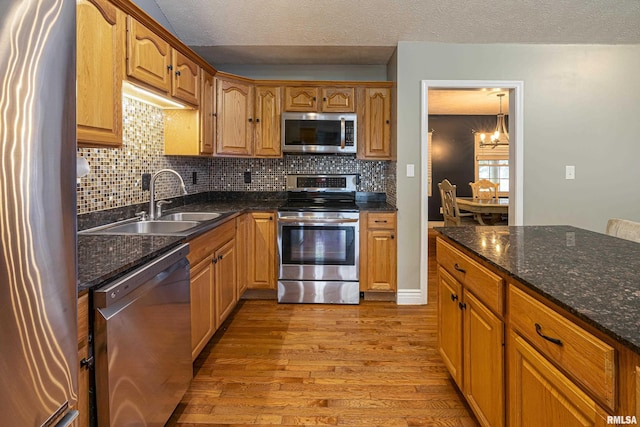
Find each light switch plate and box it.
[406,164,415,177]
[565,165,575,180]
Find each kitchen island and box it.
[435,225,639,427]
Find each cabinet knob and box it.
[323,97,327,101]
[386,120,390,124]
[248,118,253,122]
[256,118,260,123]
[458,302,467,310]
[212,113,217,117]
[175,70,181,76]
[450,294,458,302]
[212,258,218,264]
[167,65,173,71]
[269,216,273,221]
[390,234,394,240]
[313,96,316,101]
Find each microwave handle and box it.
[340,117,346,150]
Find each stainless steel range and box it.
[277,174,360,304]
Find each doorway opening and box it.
[418,80,523,304]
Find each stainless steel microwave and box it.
[281,112,357,154]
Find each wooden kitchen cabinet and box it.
[76,293,90,427]
[216,77,254,156]
[170,49,200,106]
[214,238,237,326]
[359,212,397,292]
[189,257,215,360]
[437,267,463,388]
[187,219,237,359]
[199,70,215,155]
[236,214,248,297]
[284,86,355,112]
[126,16,172,94]
[283,87,319,111]
[358,87,392,159]
[247,212,277,289]
[509,331,608,427]
[436,237,505,427]
[253,86,282,157]
[76,0,124,147]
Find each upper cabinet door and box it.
[199,71,215,155]
[321,87,355,112]
[284,87,319,112]
[216,78,253,156]
[77,0,124,147]
[254,86,282,158]
[171,50,200,107]
[126,16,171,94]
[361,87,392,159]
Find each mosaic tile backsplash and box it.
[77,97,396,215]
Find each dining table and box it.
[456,197,509,225]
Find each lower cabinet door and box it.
[509,331,607,427]
[437,267,463,388]
[190,259,215,360]
[463,291,504,427]
[215,238,237,326]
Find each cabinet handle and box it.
[269,216,273,221]
[256,118,260,123]
[535,323,563,346]
[323,97,327,101]
[80,356,94,370]
[390,234,394,240]
[212,113,217,117]
[175,70,181,76]
[212,258,218,264]
[458,302,467,310]
[218,254,223,260]
[313,96,316,101]
[167,65,173,71]
[453,263,466,273]
[386,120,390,124]
[248,118,253,122]
[374,220,388,223]
[450,294,458,302]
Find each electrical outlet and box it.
[192,171,197,185]
[565,165,575,180]
[244,171,251,184]
[142,173,151,191]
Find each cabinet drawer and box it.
[508,285,616,409]
[436,238,504,315]
[187,219,235,265]
[366,212,396,229]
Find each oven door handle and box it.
[278,217,359,224]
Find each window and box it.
[474,133,509,197]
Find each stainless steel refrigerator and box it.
[0,1,78,426]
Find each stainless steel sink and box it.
[160,212,222,222]
[80,220,201,236]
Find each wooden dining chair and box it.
[438,179,474,226]
[469,179,499,200]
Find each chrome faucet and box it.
[149,169,187,220]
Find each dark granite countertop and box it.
[78,192,396,294]
[436,225,640,353]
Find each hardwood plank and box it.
[167,229,478,426]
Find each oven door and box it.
[278,213,359,281]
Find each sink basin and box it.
[81,220,201,235]
[160,212,222,222]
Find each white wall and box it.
[395,41,640,292]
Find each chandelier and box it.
[479,93,509,148]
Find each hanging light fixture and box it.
[479,93,509,148]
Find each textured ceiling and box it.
[155,0,640,65]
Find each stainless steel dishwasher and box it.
[93,244,191,427]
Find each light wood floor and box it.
[167,230,478,427]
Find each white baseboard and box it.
[396,289,427,305]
